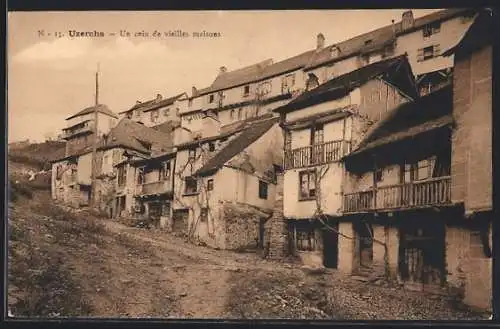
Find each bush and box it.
[9,179,33,202]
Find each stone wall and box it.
[222,202,266,250]
[267,173,289,259]
[451,45,492,211]
[445,222,492,311]
[338,222,355,274]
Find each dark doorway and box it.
[398,217,446,290]
[322,223,339,268]
[353,222,373,271]
[172,209,189,234]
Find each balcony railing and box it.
[343,176,452,213]
[284,140,351,170]
[135,179,172,196]
[62,121,95,140]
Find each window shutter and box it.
[433,44,441,57]
[417,48,424,62]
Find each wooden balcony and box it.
[284,140,351,170]
[62,121,95,140]
[343,176,452,213]
[135,179,172,197]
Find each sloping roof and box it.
[275,54,416,114]
[194,117,278,176]
[66,104,118,120]
[442,9,493,58]
[197,59,274,96]
[119,93,186,114]
[99,118,174,154]
[151,120,181,134]
[258,50,315,81]
[305,8,474,70]
[348,84,453,157]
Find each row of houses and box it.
[49,8,493,311]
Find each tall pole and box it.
[90,63,100,208]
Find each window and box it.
[200,208,208,222]
[295,225,316,251]
[188,99,193,107]
[361,54,370,65]
[150,110,159,123]
[230,109,235,120]
[417,45,440,62]
[164,108,170,117]
[375,168,383,183]
[136,167,144,185]
[330,46,339,58]
[207,179,214,191]
[243,85,250,97]
[118,166,127,186]
[184,176,198,194]
[415,159,431,181]
[423,22,441,38]
[310,124,324,145]
[238,108,243,120]
[208,94,215,103]
[299,170,316,200]
[208,142,215,152]
[258,81,272,96]
[188,148,197,160]
[306,73,319,91]
[258,180,268,199]
[126,112,132,119]
[281,74,296,94]
[161,161,171,179]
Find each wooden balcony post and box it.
[372,154,378,210]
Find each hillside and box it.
[8,140,66,171]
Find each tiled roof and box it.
[197,59,274,96]
[66,104,118,120]
[151,120,181,134]
[275,54,416,114]
[176,113,275,150]
[99,118,174,154]
[442,9,493,57]
[258,50,315,81]
[305,8,474,70]
[119,93,187,114]
[194,117,279,176]
[348,83,453,157]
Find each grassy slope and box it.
[8,141,66,171]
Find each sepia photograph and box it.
[6,7,493,320]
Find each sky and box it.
[7,9,440,143]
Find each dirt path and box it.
[102,220,287,318]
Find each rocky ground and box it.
[8,190,490,320]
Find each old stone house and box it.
[303,9,476,98]
[104,118,175,219]
[342,85,454,287]
[51,103,118,207]
[172,115,283,250]
[62,104,118,157]
[118,92,187,127]
[440,8,493,312]
[273,54,418,268]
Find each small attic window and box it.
[330,46,339,58]
[364,39,373,45]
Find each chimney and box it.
[156,94,162,101]
[316,33,325,50]
[219,66,228,75]
[401,10,414,31]
[136,100,142,105]
[192,86,199,97]
[391,19,396,37]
